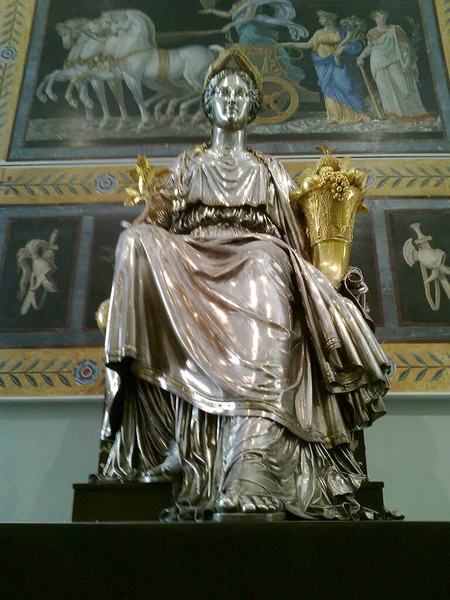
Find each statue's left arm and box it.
[261,154,309,258]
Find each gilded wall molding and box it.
[0,343,449,397]
[0,0,35,160]
[436,0,450,79]
[0,347,105,396]
[1,157,449,204]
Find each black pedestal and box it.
[72,482,174,522]
[3,522,450,600]
[72,480,386,522]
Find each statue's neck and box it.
[211,126,246,152]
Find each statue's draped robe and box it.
[103,148,390,519]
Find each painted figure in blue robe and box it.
[283,10,369,123]
[200,0,308,82]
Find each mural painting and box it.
[386,209,450,326]
[8,0,446,159]
[0,217,81,331]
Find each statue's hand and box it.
[145,202,172,228]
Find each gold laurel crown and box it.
[203,47,263,99]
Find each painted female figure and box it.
[200,0,308,82]
[283,10,368,123]
[100,49,390,521]
[357,10,432,123]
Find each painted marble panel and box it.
[0,217,81,332]
[386,209,450,326]
[350,213,383,327]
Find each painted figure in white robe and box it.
[357,10,432,123]
[100,49,391,521]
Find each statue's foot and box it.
[216,491,283,514]
[142,446,182,481]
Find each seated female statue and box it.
[100,49,390,521]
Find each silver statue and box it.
[99,49,390,521]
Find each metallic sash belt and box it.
[170,203,281,237]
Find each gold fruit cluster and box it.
[313,146,369,202]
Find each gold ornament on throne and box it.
[291,146,370,288]
[124,155,172,225]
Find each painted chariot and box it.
[233,44,318,125]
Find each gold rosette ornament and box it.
[124,155,172,226]
[291,146,371,288]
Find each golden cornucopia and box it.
[291,146,371,288]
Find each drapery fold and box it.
[105,224,388,448]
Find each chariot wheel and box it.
[256,76,298,125]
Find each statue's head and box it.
[202,49,263,129]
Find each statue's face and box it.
[211,73,251,131]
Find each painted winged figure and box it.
[200,0,308,81]
[16,230,59,316]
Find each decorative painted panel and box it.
[83,214,134,330]
[386,209,450,326]
[0,216,81,332]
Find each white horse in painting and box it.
[67,10,224,129]
[36,18,129,131]
[101,10,224,125]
